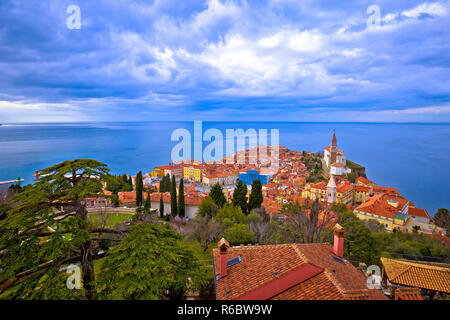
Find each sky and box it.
[0,0,449,123]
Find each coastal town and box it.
[113,131,446,236]
[1,131,449,301]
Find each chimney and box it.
[218,238,230,278]
[333,224,345,258]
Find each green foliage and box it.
[187,215,221,251]
[247,211,262,224]
[331,202,349,215]
[197,196,218,218]
[110,193,120,207]
[0,159,110,299]
[341,219,379,266]
[159,194,164,218]
[346,172,356,183]
[224,223,255,246]
[105,175,132,194]
[373,231,450,261]
[336,209,359,225]
[248,179,263,212]
[0,202,11,221]
[135,171,143,207]
[232,180,248,214]
[160,174,171,193]
[214,204,247,225]
[178,178,185,218]
[209,183,227,208]
[170,176,178,217]
[97,223,200,300]
[8,183,23,194]
[144,192,151,214]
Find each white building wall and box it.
[151,201,199,219]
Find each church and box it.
[323,130,351,176]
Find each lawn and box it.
[184,240,216,268]
[87,212,134,228]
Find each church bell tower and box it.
[330,130,337,165]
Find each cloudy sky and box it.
[0,0,449,122]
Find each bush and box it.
[224,224,255,246]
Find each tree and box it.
[160,174,170,193]
[105,175,131,194]
[105,175,130,207]
[209,183,227,208]
[144,191,151,214]
[342,219,379,265]
[187,215,221,251]
[135,171,143,207]
[159,194,164,218]
[97,223,199,299]
[214,204,247,226]
[224,224,255,246]
[178,178,185,218]
[434,208,450,234]
[248,179,263,212]
[127,176,133,190]
[0,159,126,299]
[280,199,333,244]
[232,180,248,214]
[170,176,178,217]
[247,211,274,244]
[0,203,10,221]
[197,196,218,218]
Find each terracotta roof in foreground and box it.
[394,287,424,300]
[212,243,388,300]
[381,257,450,293]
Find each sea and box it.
[0,122,449,215]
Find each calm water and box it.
[0,122,449,215]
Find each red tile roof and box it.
[356,176,373,185]
[409,207,430,219]
[394,287,424,300]
[337,184,353,193]
[355,194,409,219]
[212,242,387,300]
[373,186,400,196]
[353,185,371,192]
[381,257,450,293]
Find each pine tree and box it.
[170,175,178,217]
[136,171,143,207]
[232,180,248,214]
[178,178,185,218]
[209,183,227,208]
[0,159,111,299]
[160,194,164,218]
[248,179,263,212]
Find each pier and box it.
[0,179,25,185]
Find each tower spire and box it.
[331,129,337,148]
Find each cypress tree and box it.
[248,179,263,212]
[232,180,248,214]
[209,183,227,208]
[159,194,164,218]
[136,171,143,207]
[144,191,151,214]
[128,176,133,190]
[170,175,178,217]
[178,178,185,218]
